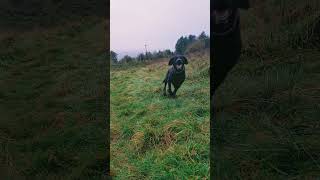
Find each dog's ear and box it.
[182,56,188,64]
[169,57,175,65]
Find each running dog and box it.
[163,55,188,98]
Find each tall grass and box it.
[0,17,108,179]
[213,0,320,178]
[111,51,210,179]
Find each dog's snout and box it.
[176,59,182,65]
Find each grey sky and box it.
[111,0,210,56]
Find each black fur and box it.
[212,0,249,10]
[211,1,250,99]
[163,55,188,98]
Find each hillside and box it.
[110,51,210,179]
[0,16,108,178]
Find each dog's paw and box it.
[167,92,176,98]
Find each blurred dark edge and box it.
[0,0,111,179]
[0,0,107,28]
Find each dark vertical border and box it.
[106,0,111,178]
[209,1,214,179]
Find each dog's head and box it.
[169,55,188,71]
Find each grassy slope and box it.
[111,52,210,179]
[0,17,108,179]
[213,0,320,179]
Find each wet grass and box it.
[110,52,210,179]
[213,46,320,180]
[0,17,108,179]
[212,1,320,178]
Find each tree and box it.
[110,51,118,64]
[198,31,208,40]
[155,50,165,59]
[137,53,145,61]
[175,36,189,54]
[198,31,210,48]
[188,35,197,43]
[163,49,173,57]
[122,55,134,63]
[146,52,152,60]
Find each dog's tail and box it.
[162,78,166,83]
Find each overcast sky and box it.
[111,0,210,56]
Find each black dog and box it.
[163,55,188,97]
[211,0,250,98]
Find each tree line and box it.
[111,31,210,64]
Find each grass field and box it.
[211,1,320,178]
[110,52,210,179]
[0,17,108,179]
[213,48,320,179]
[110,1,320,178]
[0,0,319,179]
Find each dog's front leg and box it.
[167,81,174,96]
[172,85,181,98]
[172,88,178,98]
[163,81,167,96]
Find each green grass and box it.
[0,17,108,179]
[0,0,319,179]
[211,2,320,178]
[110,52,210,179]
[213,48,320,179]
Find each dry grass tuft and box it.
[130,132,145,151]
